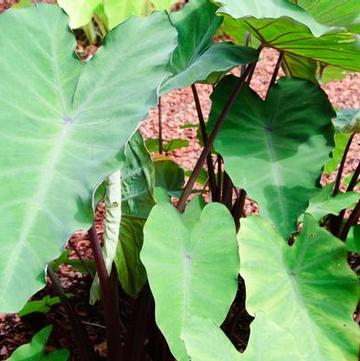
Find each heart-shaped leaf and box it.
[216,0,360,72]
[238,214,360,361]
[208,75,334,238]
[141,198,239,360]
[160,0,259,94]
[0,5,176,312]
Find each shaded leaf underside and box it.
[217,0,360,72]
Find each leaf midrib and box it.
[263,128,289,231]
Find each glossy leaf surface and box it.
[208,76,334,238]
[141,198,238,360]
[287,0,360,31]
[238,215,360,361]
[0,5,176,312]
[161,0,259,94]
[217,0,360,71]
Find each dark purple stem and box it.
[232,189,247,231]
[333,133,354,195]
[88,226,123,361]
[191,84,218,200]
[177,62,257,212]
[158,97,163,154]
[47,266,96,361]
[347,159,360,192]
[339,199,360,241]
[266,52,284,98]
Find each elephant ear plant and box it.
[0,0,360,360]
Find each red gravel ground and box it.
[0,1,359,360]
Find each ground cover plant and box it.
[0,0,359,360]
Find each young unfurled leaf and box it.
[160,0,259,94]
[238,215,359,361]
[0,5,177,313]
[141,198,239,360]
[208,75,334,239]
[8,325,69,361]
[115,132,155,297]
[302,183,360,221]
[217,0,360,72]
[90,169,122,304]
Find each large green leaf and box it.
[208,75,334,238]
[238,215,360,361]
[0,5,176,313]
[115,132,155,296]
[8,325,69,361]
[181,313,301,361]
[287,0,360,31]
[215,0,330,36]
[216,0,360,72]
[160,0,259,94]
[141,198,239,360]
[303,183,360,221]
